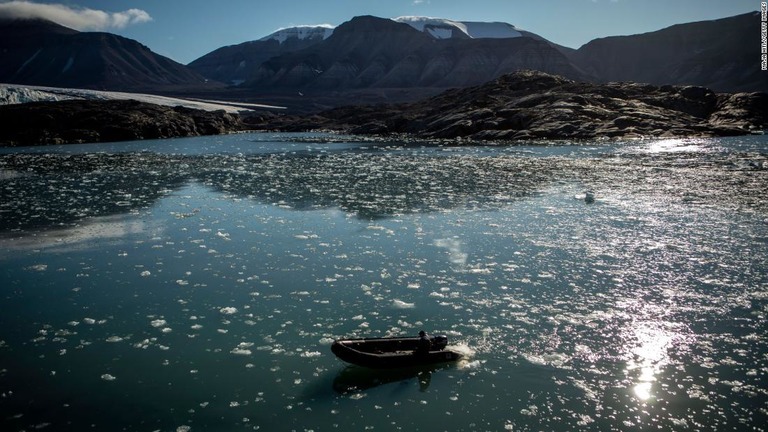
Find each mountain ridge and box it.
[0,12,764,97]
[570,12,764,92]
[242,15,588,90]
[0,17,217,91]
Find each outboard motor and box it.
[432,335,448,350]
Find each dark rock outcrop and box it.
[247,70,768,140]
[0,18,217,91]
[0,99,244,146]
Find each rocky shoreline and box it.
[1,71,766,147]
[246,71,768,141]
[0,99,243,147]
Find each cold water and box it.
[1,133,766,431]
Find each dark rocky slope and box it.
[0,99,243,146]
[188,37,326,86]
[0,18,215,91]
[571,12,766,93]
[248,71,768,140]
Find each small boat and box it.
[330,334,462,369]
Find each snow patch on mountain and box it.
[462,21,523,39]
[260,24,335,44]
[394,16,470,38]
[393,16,523,39]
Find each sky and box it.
[0,0,760,64]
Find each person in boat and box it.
[415,330,431,356]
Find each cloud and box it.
[0,1,152,30]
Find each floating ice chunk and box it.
[520,405,538,416]
[106,336,123,343]
[83,318,96,325]
[100,374,116,381]
[301,351,321,358]
[140,271,151,277]
[151,319,167,328]
[231,347,252,355]
[161,328,172,333]
[190,324,203,330]
[27,264,48,272]
[176,280,189,286]
[133,339,151,349]
[522,352,571,369]
[392,299,415,309]
[219,307,238,315]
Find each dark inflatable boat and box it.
[330,334,462,369]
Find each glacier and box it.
[0,83,284,112]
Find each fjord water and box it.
[1,133,766,431]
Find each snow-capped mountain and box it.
[254,16,533,43]
[259,24,335,44]
[256,17,533,43]
[190,15,572,89]
[244,15,585,91]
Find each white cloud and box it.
[0,1,151,31]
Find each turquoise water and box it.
[1,134,767,431]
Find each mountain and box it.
[571,12,765,93]
[243,15,586,90]
[187,25,333,85]
[188,15,577,89]
[0,18,215,91]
